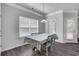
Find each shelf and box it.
[19,27,29,29]
[30,27,38,28]
[19,26,29,27]
[19,26,38,28]
[19,27,38,28]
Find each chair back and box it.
[47,34,58,44]
[52,34,58,39]
[47,35,52,43]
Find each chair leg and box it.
[48,46,52,52]
[45,48,48,56]
[54,39,55,48]
[53,39,55,48]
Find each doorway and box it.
[66,17,77,43]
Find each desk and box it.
[25,33,52,51]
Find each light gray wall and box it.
[46,11,64,43]
[77,19,79,38]
[0,3,1,53]
[2,3,45,51]
[77,11,79,39]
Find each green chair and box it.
[52,34,58,46]
[41,34,58,56]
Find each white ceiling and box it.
[18,3,79,15]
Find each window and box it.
[66,18,74,39]
[67,19,74,33]
[19,16,38,37]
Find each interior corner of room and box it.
[0,3,79,56]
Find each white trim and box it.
[46,10,63,17]
[46,10,78,17]
[55,40,65,43]
[5,3,43,17]
[1,42,29,52]
[64,10,78,13]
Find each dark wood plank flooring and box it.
[1,43,79,56]
[49,43,79,56]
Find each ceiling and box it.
[17,3,79,15]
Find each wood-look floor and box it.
[1,43,79,56]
